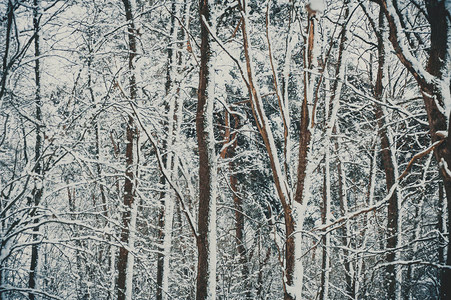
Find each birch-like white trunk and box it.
[160,3,181,295]
[205,44,218,300]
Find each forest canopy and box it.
[0,0,450,299]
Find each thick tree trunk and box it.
[196,0,217,298]
[29,1,42,298]
[117,0,138,299]
[421,4,451,297]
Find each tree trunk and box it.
[421,4,451,297]
[221,111,251,298]
[29,0,42,298]
[373,11,400,300]
[327,3,353,295]
[0,0,14,102]
[157,2,181,298]
[117,0,139,299]
[196,0,218,298]
[438,182,446,265]
[319,168,330,300]
[405,154,431,300]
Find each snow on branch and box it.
[379,0,435,85]
[128,102,199,239]
[313,182,399,233]
[398,139,444,181]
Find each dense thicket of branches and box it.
[0,0,450,299]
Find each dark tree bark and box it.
[373,11,399,300]
[196,0,217,298]
[0,0,14,102]
[117,0,138,299]
[28,0,42,298]
[156,176,166,300]
[420,6,451,297]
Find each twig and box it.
[398,139,444,181]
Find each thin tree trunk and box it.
[86,48,110,297]
[221,111,251,298]
[0,0,14,103]
[373,11,400,300]
[156,2,181,298]
[337,143,354,298]
[320,167,330,300]
[117,0,139,299]
[86,54,108,219]
[67,187,89,299]
[320,74,332,300]
[438,182,446,265]
[29,0,42,298]
[319,4,350,292]
[196,0,217,298]
[327,3,354,295]
[405,154,432,300]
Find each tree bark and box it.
[0,0,14,103]
[28,0,42,298]
[196,0,217,298]
[117,0,138,299]
[373,10,400,300]
[221,111,251,298]
[157,2,180,298]
[319,167,330,300]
